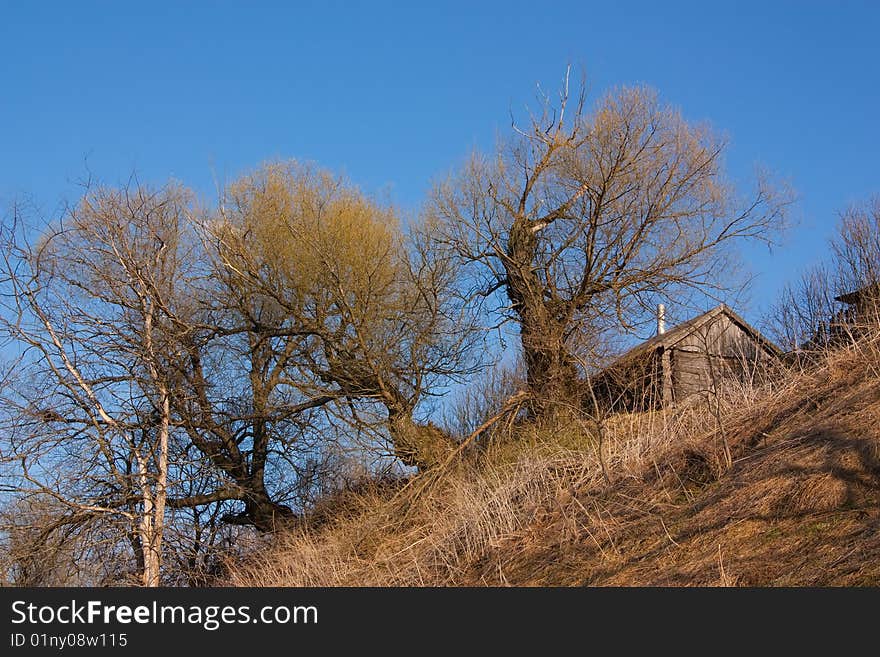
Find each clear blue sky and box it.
[2,1,879,319]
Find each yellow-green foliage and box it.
[224,161,400,303]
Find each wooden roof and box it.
[835,282,880,305]
[603,304,782,370]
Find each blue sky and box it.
[2,1,879,321]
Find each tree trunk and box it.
[149,391,169,586]
[137,302,170,587]
[506,218,581,419]
[387,409,456,471]
[518,312,581,418]
[134,453,160,587]
[133,390,168,588]
[222,492,297,532]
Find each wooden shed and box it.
[800,282,880,351]
[832,282,880,335]
[834,282,880,316]
[589,304,782,412]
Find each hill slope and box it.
[229,343,880,586]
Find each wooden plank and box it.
[661,347,673,406]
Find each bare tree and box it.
[833,197,880,296]
[767,265,837,353]
[430,73,790,418]
[0,180,351,584]
[0,184,195,585]
[768,196,880,353]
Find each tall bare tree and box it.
[0,184,195,585]
[430,74,790,417]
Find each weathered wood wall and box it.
[669,313,775,402]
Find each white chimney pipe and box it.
[657,303,666,335]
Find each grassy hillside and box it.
[227,340,880,586]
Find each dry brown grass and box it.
[227,337,880,587]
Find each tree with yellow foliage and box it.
[205,162,479,472]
